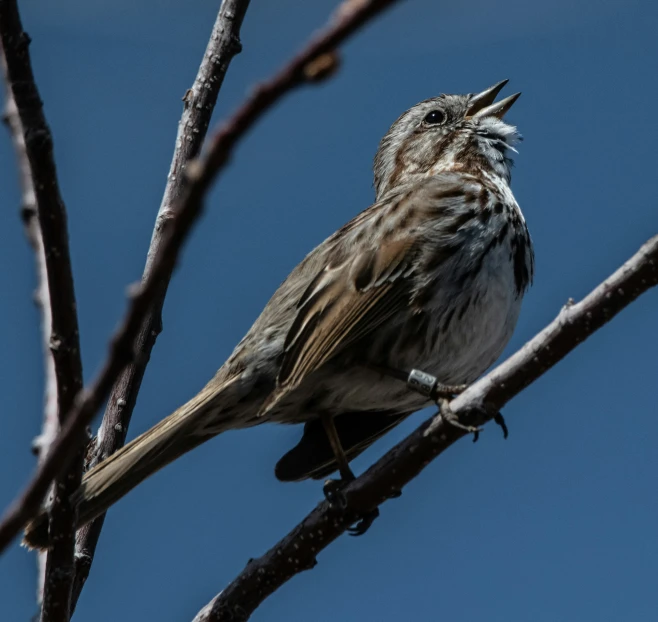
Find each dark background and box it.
[1,0,657,620]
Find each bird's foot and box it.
[426,398,509,441]
[347,507,380,536]
[322,477,380,537]
[323,477,350,510]
[436,397,483,442]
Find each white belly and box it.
[277,243,523,419]
[426,243,522,385]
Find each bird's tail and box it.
[24,377,237,550]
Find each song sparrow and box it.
[25,80,533,547]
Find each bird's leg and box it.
[365,363,466,400]
[405,368,467,401]
[367,364,482,438]
[321,413,355,482]
[320,413,380,536]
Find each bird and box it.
[24,79,533,548]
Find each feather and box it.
[259,235,418,416]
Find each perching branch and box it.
[0,0,84,619]
[192,234,658,622]
[1,50,57,609]
[0,0,401,556]
[70,0,251,609]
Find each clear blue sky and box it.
[1,0,657,620]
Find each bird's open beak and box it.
[466,80,521,119]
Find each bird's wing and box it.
[277,234,418,386]
[258,175,477,416]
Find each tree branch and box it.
[0,0,401,556]
[0,0,84,619]
[1,49,57,609]
[192,234,658,622]
[70,0,251,609]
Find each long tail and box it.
[24,378,236,549]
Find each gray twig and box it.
[70,0,251,610]
[0,0,84,620]
[1,48,57,610]
[0,0,400,556]
[192,234,658,622]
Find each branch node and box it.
[229,34,243,56]
[48,334,62,353]
[156,209,176,229]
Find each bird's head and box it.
[374,80,521,198]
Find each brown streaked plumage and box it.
[24,80,533,548]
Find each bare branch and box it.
[70,0,251,608]
[193,234,658,622]
[1,50,57,609]
[0,0,401,556]
[0,0,84,618]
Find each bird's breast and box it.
[387,210,525,385]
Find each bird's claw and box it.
[347,508,380,536]
[437,398,482,441]
[323,478,380,536]
[493,411,509,439]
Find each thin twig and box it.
[1,54,57,609]
[70,0,251,609]
[192,234,658,622]
[0,0,400,556]
[0,0,84,619]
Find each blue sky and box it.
[1,0,657,620]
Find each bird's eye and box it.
[423,110,446,125]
